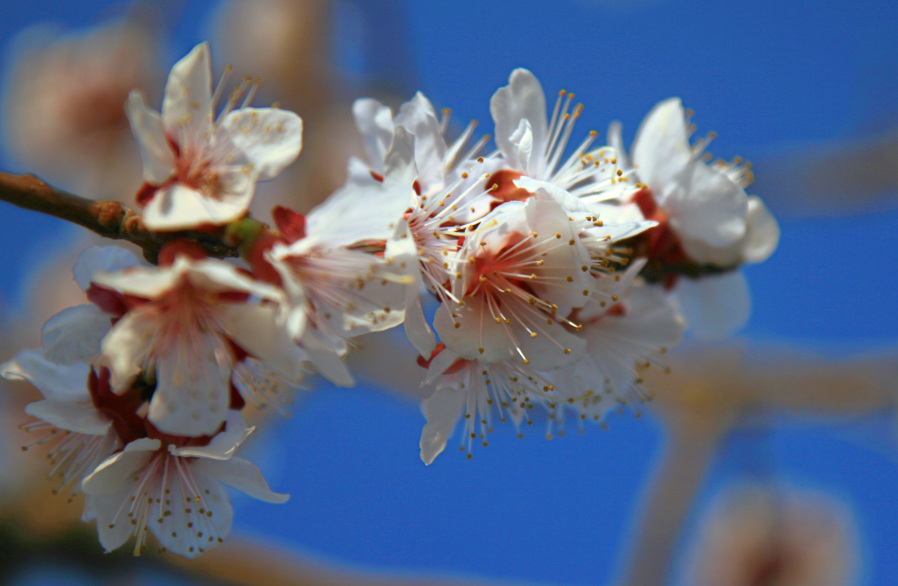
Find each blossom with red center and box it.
[434,197,592,368]
[264,177,417,386]
[82,410,287,558]
[90,242,303,437]
[126,42,303,230]
[490,69,633,204]
[417,344,552,464]
[610,98,780,337]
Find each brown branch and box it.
[0,171,239,263]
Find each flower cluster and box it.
[2,44,779,558]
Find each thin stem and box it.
[0,171,239,263]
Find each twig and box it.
[0,171,239,263]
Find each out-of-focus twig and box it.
[0,171,238,262]
[618,342,896,586]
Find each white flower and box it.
[489,69,632,204]
[351,92,491,197]
[1,353,118,502]
[126,42,303,230]
[417,345,550,464]
[92,243,303,436]
[612,98,780,337]
[81,412,288,558]
[266,189,416,386]
[686,485,858,586]
[434,198,592,368]
[550,274,685,433]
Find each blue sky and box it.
[0,1,896,584]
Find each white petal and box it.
[73,246,141,292]
[185,258,282,300]
[387,220,435,357]
[151,464,233,558]
[215,303,304,382]
[491,68,547,172]
[383,124,418,188]
[92,263,180,299]
[352,98,394,171]
[395,92,446,190]
[1,350,90,401]
[26,400,110,436]
[98,311,155,391]
[170,412,252,461]
[631,98,692,191]
[676,271,751,339]
[191,456,289,504]
[299,329,355,387]
[82,439,160,496]
[41,304,111,365]
[514,175,588,212]
[161,43,213,149]
[147,332,231,437]
[219,108,303,181]
[668,162,749,251]
[420,386,465,465]
[509,119,534,174]
[741,196,780,264]
[141,180,253,230]
[125,91,176,185]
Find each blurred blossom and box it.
[210,0,332,115]
[685,485,859,586]
[2,19,161,200]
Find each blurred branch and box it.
[617,342,896,585]
[0,170,239,262]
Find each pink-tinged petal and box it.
[161,42,213,151]
[491,68,547,171]
[150,464,233,558]
[170,412,252,460]
[352,98,394,172]
[676,271,750,339]
[215,303,304,382]
[607,121,631,171]
[741,196,780,264]
[141,180,253,230]
[81,439,160,496]
[73,246,141,292]
[125,91,175,185]
[191,456,289,504]
[395,92,446,189]
[420,386,465,465]
[668,162,749,252]
[1,350,89,401]
[41,304,111,365]
[99,311,156,392]
[25,400,110,436]
[219,108,303,181]
[631,98,692,190]
[148,332,231,437]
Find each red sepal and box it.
[272,205,307,243]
